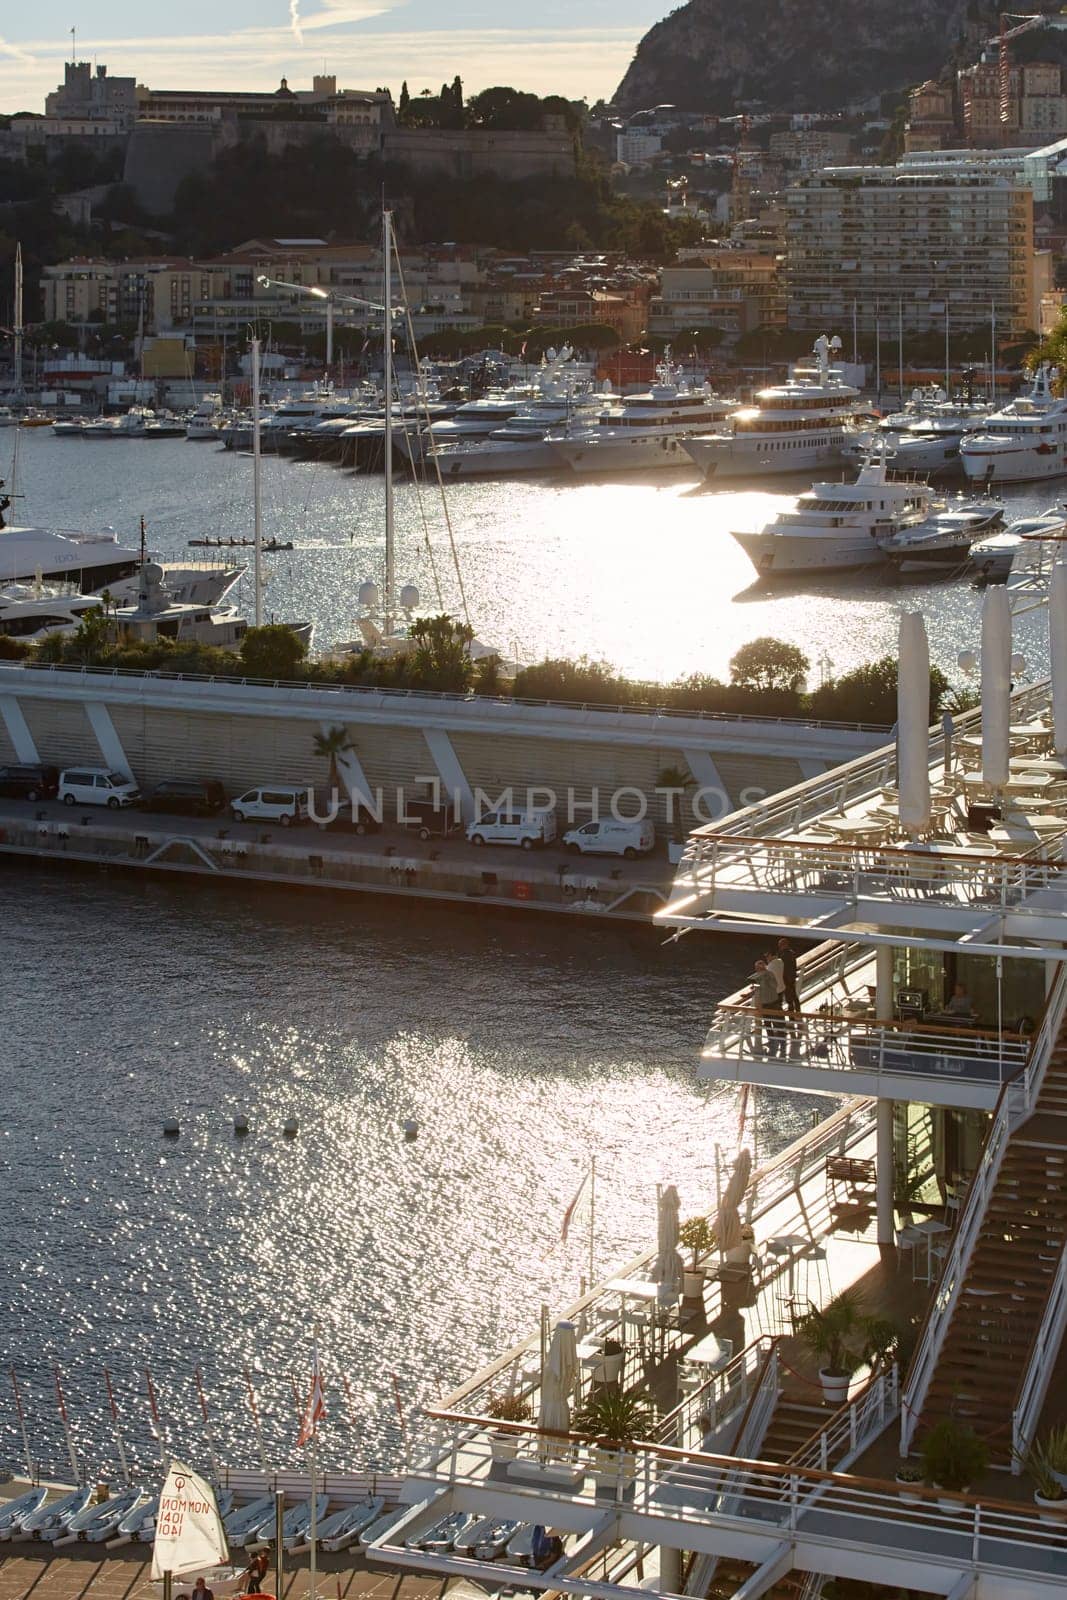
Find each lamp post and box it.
[256,275,393,377]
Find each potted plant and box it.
[795,1289,871,1405]
[1038,1423,1067,1491]
[894,1462,924,1506]
[485,1393,532,1461]
[920,1418,989,1513]
[573,1388,653,1497]
[679,1215,714,1298]
[597,1337,624,1385]
[1021,1434,1067,1521]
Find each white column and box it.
[0,695,39,763]
[85,701,131,776]
[658,1545,682,1593]
[875,946,895,1246]
[422,727,474,821]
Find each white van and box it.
[59,768,140,808]
[467,806,556,850]
[562,819,655,858]
[230,786,308,827]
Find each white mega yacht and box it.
[549,357,735,474]
[428,385,616,477]
[0,525,143,590]
[683,335,867,480]
[960,365,1067,484]
[733,452,936,576]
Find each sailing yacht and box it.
[960,365,1067,484]
[683,335,866,480]
[549,356,735,474]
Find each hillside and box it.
[614,0,1004,113]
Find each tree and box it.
[729,636,810,693]
[398,81,410,122]
[312,724,353,790]
[407,613,475,693]
[239,623,308,681]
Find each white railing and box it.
[1012,1243,1067,1470]
[704,1004,1031,1094]
[790,1366,899,1474]
[683,833,1065,920]
[653,1336,774,1452]
[901,963,1067,1453]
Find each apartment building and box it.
[532,284,649,342]
[648,250,784,338]
[903,80,956,153]
[958,59,1067,148]
[767,128,853,172]
[784,164,1050,336]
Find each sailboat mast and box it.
[383,209,394,637]
[252,337,263,627]
[13,243,23,394]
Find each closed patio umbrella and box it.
[897,611,931,837]
[653,1183,683,1300]
[1051,560,1067,756]
[981,584,1012,790]
[538,1320,578,1440]
[720,1147,753,1215]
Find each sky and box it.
[0,0,668,112]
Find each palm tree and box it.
[312,725,353,792]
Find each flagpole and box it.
[309,1429,318,1600]
[588,1155,596,1287]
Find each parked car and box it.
[467,807,556,850]
[140,779,227,817]
[562,819,655,858]
[58,768,140,808]
[0,763,59,801]
[230,786,308,827]
[316,802,381,836]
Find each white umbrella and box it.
[981,584,1012,790]
[1051,560,1067,756]
[721,1147,753,1214]
[538,1320,578,1438]
[653,1184,683,1298]
[897,611,931,837]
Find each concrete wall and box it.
[384,128,575,181]
[123,123,217,213]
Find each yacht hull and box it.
[551,434,701,473]
[734,528,886,576]
[961,444,1067,484]
[431,440,561,477]
[685,434,852,479]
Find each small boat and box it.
[222,1494,277,1547]
[359,1506,408,1548]
[505,1524,540,1564]
[134,1487,231,1545]
[48,1484,145,1543]
[252,1495,329,1550]
[13,1484,93,1540]
[106,1493,158,1545]
[84,1489,152,1542]
[968,510,1067,584]
[262,540,294,552]
[454,1516,521,1558]
[0,1488,47,1538]
[406,1510,477,1553]
[148,1567,247,1597]
[293,1495,383,1554]
[880,500,1005,572]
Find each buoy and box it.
[402,1119,419,1142]
[162,1119,180,1139]
[234,1115,249,1137]
[283,1117,299,1138]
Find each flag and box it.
[297,1344,327,1447]
[560,1167,591,1244]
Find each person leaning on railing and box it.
[749,960,786,1058]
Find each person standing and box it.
[777,937,801,1019]
[750,958,785,1057]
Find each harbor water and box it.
[0,429,1058,1481]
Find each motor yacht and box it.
[880,499,1005,572]
[733,451,937,576]
[847,398,995,479]
[78,406,186,440]
[683,335,866,480]
[550,356,735,474]
[0,524,143,590]
[429,385,616,477]
[186,393,228,441]
[960,365,1067,484]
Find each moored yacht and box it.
[549,356,735,474]
[733,452,935,576]
[429,385,616,477]
[186,394,228,441]
[683,334,866,480]
[0,524,142,590]
[960,364,1067,484]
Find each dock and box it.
[0,800,675,924]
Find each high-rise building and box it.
[784,164,1050,336]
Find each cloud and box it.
[290,1,304,45]
[0,34,36,67]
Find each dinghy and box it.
[473,1519,522,1560]
[14,1485,93,1540]
[222,1495,275,1546]
[150,1459,234,1596]
[0,1488,47,1538]
[295,1495,383,1554]
[359,1506,408,1548]
[407,1510,477,1553]
[84,1490,152,1542]
[106,1494,159,1545]
[49,1485,144,1544]
[272,1495,330,1550]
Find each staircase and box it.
[914,1034,1067,1465]
[758,1400,828,1464]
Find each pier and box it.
[0,799,675,923]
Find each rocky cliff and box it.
[614,0,991,113]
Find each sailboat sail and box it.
[151,1460,228,1579]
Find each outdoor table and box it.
[990,816,1066,846]
[605,1278,659,1300]
[910,1217,952,1284]
[1010,756,1067,777]
[766,1234,810,1299]
[683,1333,734,1372]
[963,771,1057,794]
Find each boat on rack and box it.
[10,1485,94,1541]
[959,364,1067,484]
[683,335,866,480]
[292,1495,383,1554]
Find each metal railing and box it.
[789,1365,899,1474]
[653,1337,775,1452]
[5,662,890,734]
[900,962,1067,1453]
[684,832,1065,915]
[703,1004,1031,1092]
[1012,1243,1067,1471]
